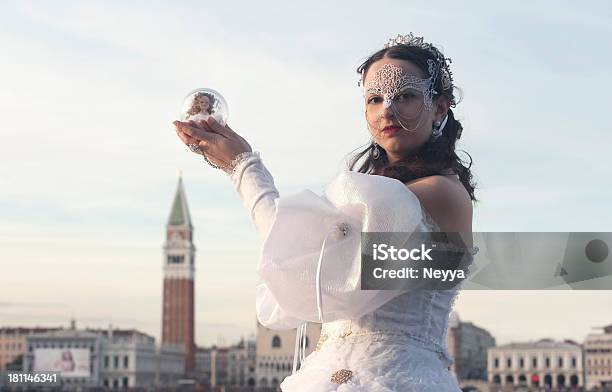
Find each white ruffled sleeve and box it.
[229,153,425,330]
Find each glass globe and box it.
[179,88,229,127]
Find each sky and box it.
[1,0,611,347]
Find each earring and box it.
[432,119,442,139]
[432,114,449,140]
[372,142,381,160]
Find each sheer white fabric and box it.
[229,153,473,391]
[231,153,424,327]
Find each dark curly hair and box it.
[348,44,477,202]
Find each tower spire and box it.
[167,175,193,228]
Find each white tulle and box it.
[229,153,470,391]
[258,173,425,326]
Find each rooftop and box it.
[493,339,581,351]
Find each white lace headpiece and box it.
[384,33,454,92]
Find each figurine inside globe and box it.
[179,88,228,126]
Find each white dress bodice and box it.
[319,204,459,363]
[279,205,474,391]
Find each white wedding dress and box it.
[229,152,478,391]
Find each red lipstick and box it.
[382,125,401,135]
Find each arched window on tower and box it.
[167,255,185,264]
[272,335,281,348]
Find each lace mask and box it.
[363,60,438,113]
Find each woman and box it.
[184,91,221,124]
[174,33,478,391]
[54,350,75,372]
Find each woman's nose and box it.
[381,103,396,120]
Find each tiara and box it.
[383,33,454,94]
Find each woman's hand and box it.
[174,116,252,171]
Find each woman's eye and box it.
[367,96,382,104]
[397,93,415,101]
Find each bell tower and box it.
[162,174,196,374]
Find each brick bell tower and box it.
[162,174,196,374]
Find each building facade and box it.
[17,322,184,389]
[447,312,496,381]
[488,339,583,389]
[195,338,256,390]
[195,346,214,386]
[255,321,321,390]
[0,327,61,371]
[584,324,612,390]
[196,346,228,387]
[162,175,196,374]
[228,338,256,388]
[95,326,160,389]
[22,327,102,389]
[156,342,186,388]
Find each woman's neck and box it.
[386,151,404,165]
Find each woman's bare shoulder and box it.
[404,174,473,234]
